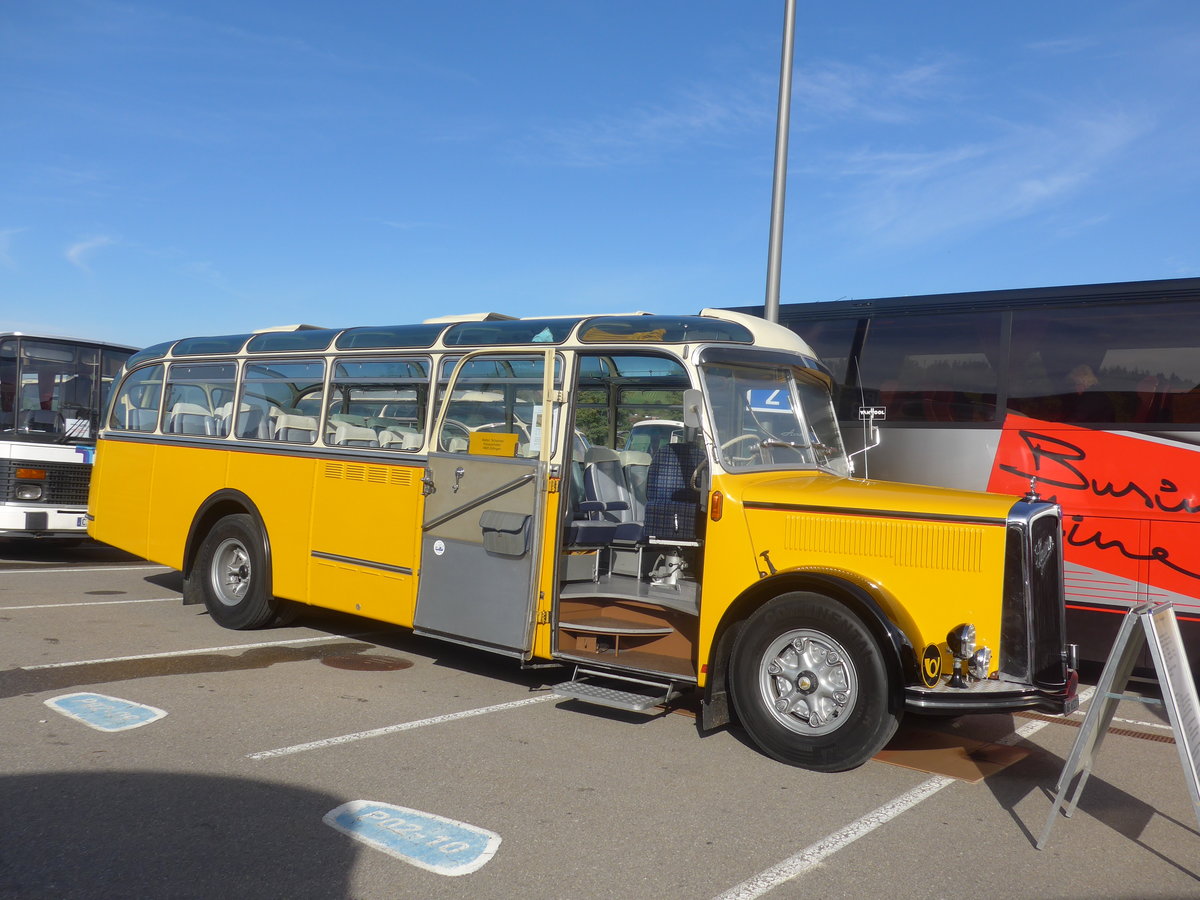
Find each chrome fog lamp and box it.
[969,646,992,681]
[946,623,976,689]
[16,484,43,501]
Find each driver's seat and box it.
[644,442,705,542]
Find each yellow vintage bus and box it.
[88,310,1077,770]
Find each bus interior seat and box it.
[167,412,218,436]
[125,407,159,431]
[331,422,380,447]
[378,428,423,451]
[273,413,318,443]
[644,442,705,543]
[234,407,271,439]
[583,446,642,544]
[618,449,652,519]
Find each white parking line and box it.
[20,634,357,670]
[0,565,170,575]
[247,694,560,760]
[2,597,178,611]
[713,687,1097,900]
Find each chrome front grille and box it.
[999,500,1068,688]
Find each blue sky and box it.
[3,1,1199,349]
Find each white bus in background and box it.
[1,333,135,540]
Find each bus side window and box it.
[109,364,164,433]
[1012,303,1200,426]
[162,362,235,436]
[326,357,430,452]
[856,313,1002,424]
[238,360,325,443]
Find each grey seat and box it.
[582,446,642,545]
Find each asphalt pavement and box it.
[1,540,1197,899]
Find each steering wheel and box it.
[719,433,764,466]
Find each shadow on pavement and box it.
[0,771,359,898]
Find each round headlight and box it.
[947,623,976,659]
[969,647,993,680]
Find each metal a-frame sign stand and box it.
[1038,600,1200,849]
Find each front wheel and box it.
[730,592,899,771]
[192,514,280,630]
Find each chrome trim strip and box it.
[310,551,413,575]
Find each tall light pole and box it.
[764,0,797,323]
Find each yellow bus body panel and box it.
[308,458,425,626]
[698,471,1015,680]
[147,444,232,571]
[88,438,157,559]
[93,437,428,625]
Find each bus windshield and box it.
[0,337,128,444]
[701,362,848,475]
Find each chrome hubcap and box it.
[757,629,857,735]
[211,538,251,607]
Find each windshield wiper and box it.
[759,437,838,460]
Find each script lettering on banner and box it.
[987,414,1200,604]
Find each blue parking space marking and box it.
[323,801,501,876]
[44,692,168,732]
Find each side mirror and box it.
[682,389,704,443]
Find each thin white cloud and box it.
[65,235,117,271]
[0,228,24,268]
[829,109,1152,246]
[514,55,957,169]
[1025,36,1101,55]
[514,81,772,168]
[794,57,958,125]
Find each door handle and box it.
[452,466,466,493]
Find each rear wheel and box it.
[193,514,279,630]
[730,592,899,771]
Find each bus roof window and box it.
[442,318,578,346]
[579,316,754,344]
[124,341,174,368]
[246,329,340,354]
[336,324,445,350]
[173,335,251,357]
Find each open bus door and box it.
[413,350,558,656]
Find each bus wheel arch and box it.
[704,574,914,770]
[181,492,287,629]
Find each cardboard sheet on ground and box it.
[873,723,1028,782]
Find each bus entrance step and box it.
[553,669,680,713]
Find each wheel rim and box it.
[756,628,858,736]
[210,537,252,607]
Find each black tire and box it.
[730,592,900,772]
[192,514,279,630]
